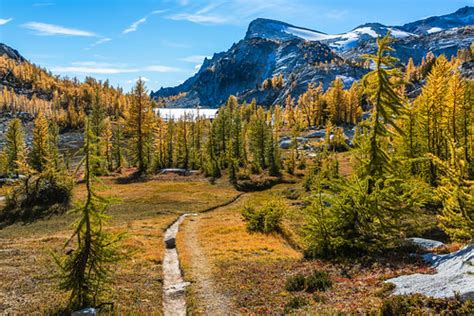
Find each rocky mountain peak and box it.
[245,18,328,42]
[402,5,474,34]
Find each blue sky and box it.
[0,0,471,92]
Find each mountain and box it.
[152,7,473,108]
[402,6,474,35]
[0,43,25,62]
[153,36,364,108]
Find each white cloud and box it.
[122,10,167,34]
[50,62,183,75]
[22,22,96,36]
[180,55,210,63]
[123,17,147,34]
[0,18,13,26]
[71,61,125,67]
[144,65,183,73]
[50,66,138,74]
[86,37,112,50]
[168,12,230,24]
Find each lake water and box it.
[154,108,218,120]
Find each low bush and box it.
[285,270,332,293]
[304,270,332,293]
[241,199,284,233]
[284,296,308,313]
[379,294,474,315]
[285,273,306,292]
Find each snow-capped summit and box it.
[244,18,416,52]
[245,18,330,42]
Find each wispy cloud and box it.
[86,37,112,50]
[179,55,210,63]
[168,12,229,24]
[0,18,13,26]
[122,10,167,34]
[144,65,184,73]
[50,62,183,75]
[51,66,137,74]
[22,22,96,36]
[165,0,341,27]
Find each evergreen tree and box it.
[112,118,125,171]
[362,32,405,191]
[127,78,154,174]
[30,111,50,172]
[325,78,346,125]
[431,143,473,241]
[248,107,269,172]
[404,57,416,83]
[55,117,122,309]
[101,117,113,172]
[5,118,27,177]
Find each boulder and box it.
[407,237,445,251]
[165,237,176,249]
[72,308,96,316]
[387,244,474,300]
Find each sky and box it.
[0,0,472,92]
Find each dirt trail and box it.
[181,214,235,315]
[162,214,191,316]
[162,194,243,315]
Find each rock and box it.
[71,308,96,316]
[407,237,445,250]
[387,244,474,300]
[165,237,176,249]
[306,130,326,138]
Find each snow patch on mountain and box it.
[427,27,443,34]
[388,28,415,38]
[285,27,336,41]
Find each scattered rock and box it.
[71,308,96,316]
[407,237,445,251]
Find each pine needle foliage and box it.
[361,32,405,187]
[55,117,123,310]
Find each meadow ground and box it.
[177,182,433,314]
[0,175,238,314]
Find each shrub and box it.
[304,270,332,293]
[241,199,284,233]
[285,270,332,293]
[285,273,306,292]
[303,175,431,258]
[284,296,308,313]
[379,294,474,315]
[1,169,73,224]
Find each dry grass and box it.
[0,176,238,314]
[176,183,430,314]
[177,185,302,314]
